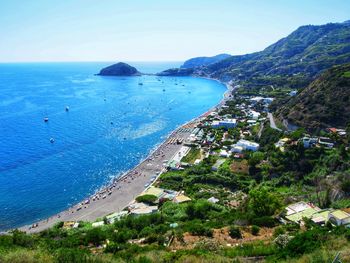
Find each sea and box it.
[0,62,226,231]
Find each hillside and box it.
[180,54,231,69]
[277,63,350,130]
[97,62,140,76]
[158,21,350,88]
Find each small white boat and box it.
[44,117,49,122]
[65,106,69,112]
[50,138,55,143]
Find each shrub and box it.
[85,227,106,246]
[229,226,242,239]
[111,229,134,243]
[280,228,328,257]
[186,220,213,237]
[186,200,220,220]
[135,195,158,205]
[11,230,35,248]
[0,235,13,248]
[251,216,277,227]
[274,234,292,249]
[55,248,90,263]
[251,225,260,236]
[273,226,285,237]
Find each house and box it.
[143,186,165,199]
[318,137,334,148]
[129,202,158,216]
[231,145,244,153]
[328,210,350,226]
[302,137,318,148]
[327,128,347,137]
[106,211,128,224]
[275,138,290,152]
[249,97,274,105]
[173,194,191,204]
[92,221,105,227]
[284,201,322,225]
[290,90,298,96]
[212,159,226,171]
[311,210,331,225]
[63,221,79,229]
[249,110,261,120]
[208,197,219,204]
[235,139,259,151]
[247,120,257,125]
[167,160,183,170]
[219,149,231,158]
[211,119,237,129]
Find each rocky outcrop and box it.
[97,62,140,76]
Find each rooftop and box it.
[330,210,350,220]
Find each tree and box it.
[229,226,242,239]
[135,194,158,205]
[248,186,282,217]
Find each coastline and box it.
[17,78,233,234]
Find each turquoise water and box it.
[0,62,226,230]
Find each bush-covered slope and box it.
[277,63,350,129]
[180,54,231,69]
[202,21,350,84]
[158,21,350,88]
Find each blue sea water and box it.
[0,62,226,230]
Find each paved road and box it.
[267,112,282,131]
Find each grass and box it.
[181,147,201,164]
[343,71,350,78]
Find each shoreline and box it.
[16,77,233,234]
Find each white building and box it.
[302,137,318,148]
[328,210,350,226]
[249,110,261,120]
[219,149,231,158]
[231,145,244,153]
[235,139,259,151]
[290,90,298,96]
[211,119,237,129]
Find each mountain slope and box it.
[158,21,350,87]
[277,63,350,130]
[202,21,350,84]
[180,54,231,69]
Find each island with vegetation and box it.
[1,21,350,263]
[97,62,141,76]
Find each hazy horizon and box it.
[1,0,349,62]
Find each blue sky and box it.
[0,0,349,62]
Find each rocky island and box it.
[97,62,140,76]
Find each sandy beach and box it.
[18,80,233,234]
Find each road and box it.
[267,112,282,131]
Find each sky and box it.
[0,0,349,62]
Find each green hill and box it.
[158,21,350,88]
[180,54,231,69]
[277,63,350,130]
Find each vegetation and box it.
[135,195,158,205]
[2,20,350,263]
[277,63,350,130]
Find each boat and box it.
[65,106,69,112]
[138,82,143,86]
[44,117,49,122]
[50,138,55,143]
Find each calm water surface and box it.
[0,62,226,230]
